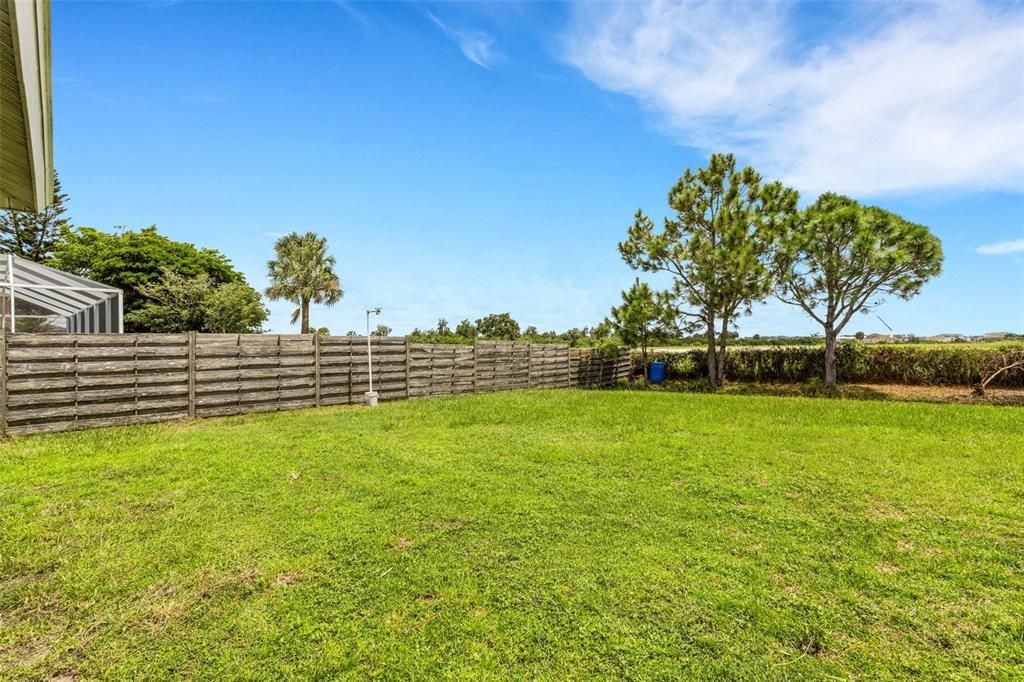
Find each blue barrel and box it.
[648,361,666,384]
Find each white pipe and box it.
[7,254,15,333]
[366,310,373,393]
[365,307,381,395]
[1,283,120,293]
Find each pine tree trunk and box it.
[824,327,838,388]
[706,315,718,388]
[301,299,310,334]
[716,317,729,385]
[641,327,649,380]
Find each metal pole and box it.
[116,291,124,333]
[365,307,381,403]
[366,310,373,394]
[7,254,15,333]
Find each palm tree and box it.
[265,232,343,333]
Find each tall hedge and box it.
[652,344,1024,388]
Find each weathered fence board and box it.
[0,333,630,436]
[3,333,192,435]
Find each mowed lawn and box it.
[1,391,1022,680]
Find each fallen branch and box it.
[974,349,1024,396]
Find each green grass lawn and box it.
[2,391,1022,680]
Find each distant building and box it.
[863,333,911,344]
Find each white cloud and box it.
[977,238,1024,255]
[427,12,499,68]
[564,0,1024,196]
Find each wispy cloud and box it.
[564,0,1024,196]
[427,12,499,68]
[977,238,1024,256]
[331,0,371,26]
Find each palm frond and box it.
[265,231,344,327]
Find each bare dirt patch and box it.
[868,501,907,521]
[270,572,299,588]
[849,383,1024,405]
[8,641,48,667]
[707,381,1024,405]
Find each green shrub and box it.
[651,344,1024,387]
[801,377,837,397]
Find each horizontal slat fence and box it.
[0,334,629,436]
[3,334,190,435]
[572,347,633,388]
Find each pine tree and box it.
[610,278,675,378]
[619,154,798,387]
[0,171,70,261]
[775,194,942,387]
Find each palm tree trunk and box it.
[301,298,310,334]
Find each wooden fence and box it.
[0,334,631,436]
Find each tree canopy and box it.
[775,193,943,386]
[609,278,675,377]
[49,225,254,332]
[475,313,521,340]
[620,153,798,387]
[455,319,477,339]
[265,232,343,334]
[0,171,70,262]
[127,269,267,334]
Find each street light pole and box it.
[365,307,381,404]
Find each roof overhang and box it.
[0,0,52,213]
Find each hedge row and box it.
[650,344,1024,387]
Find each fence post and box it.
[405,337,411,399]
[276,334,282,410]
[527,342,532,388]
[314,333,321,407]
[187,331,196,418]
[133,334,139,418]
[72,336,80,427]
[472,339,478,393]
[347,337,353,404]
[566,346,573,388]
[0,329,7,437]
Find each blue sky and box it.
[55,1,1023,336]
